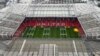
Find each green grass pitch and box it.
[22,26,80,38]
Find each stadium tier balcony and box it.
[82,20,100,29]
[92,12,100,21]
[10,4,29,15]
[78,15,95,23]
[78,13,100,37]
[86,27,100,36]
[0,26,14,30]
[0,26,14,39]
[31,0,87,4]
[0,12,25,39]
[25,4,75,17]
[8,3,97,17]
[75,4,96,16]
[7,14,24,23]
[87,27,100,32]
[0,20,19,29]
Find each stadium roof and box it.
[1,3,100,17]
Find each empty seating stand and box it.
[0,12,25,40]
[78,13,100,37]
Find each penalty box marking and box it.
[19,39,26,55]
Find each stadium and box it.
[0,0,100,56]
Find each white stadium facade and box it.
[0,0,100,56]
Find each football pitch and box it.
[22,26,80,38]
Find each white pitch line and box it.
[54,44,56,56]
[19,39,26,55]
[73,40,78,56]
